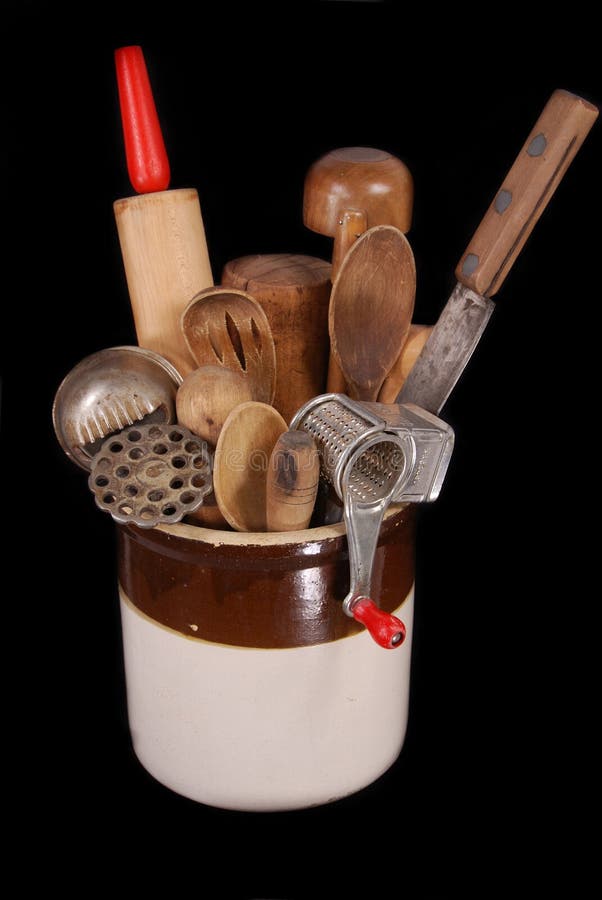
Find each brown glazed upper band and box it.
[117,504,416,649]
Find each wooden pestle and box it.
[221,253,332,423]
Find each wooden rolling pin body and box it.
[221,253,332,424]
[114,187,213,377]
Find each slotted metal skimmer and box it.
[290,394,454,643]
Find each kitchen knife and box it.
[396,89,598,414]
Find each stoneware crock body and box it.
[117,504,415,811]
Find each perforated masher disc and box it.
[88,423,212,527]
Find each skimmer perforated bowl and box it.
[88,422,212,528]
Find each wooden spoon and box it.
[181,287,276,405]
[329,224,416,402]
[213,401,287,532]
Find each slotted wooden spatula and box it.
[181,287,276,405]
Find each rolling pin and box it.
[221,253,332,424]
[113,45,213,377]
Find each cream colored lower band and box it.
[119,587,414,811]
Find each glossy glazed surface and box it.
[117,505,415,648]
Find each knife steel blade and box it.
[397,89,599,415]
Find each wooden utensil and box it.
[213,402,287,532]
[176,364,252,531]
[113,46,213,377]
[181,287,276,405]
[303,147,414,392]
[377,324,433,403]
[329,225,416,402]
[266,431,320,532]
[176,365,253,446]
[221,254,332,423]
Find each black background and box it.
[3,1,600,895]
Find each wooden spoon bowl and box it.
[329,224,416,402]
[303,146,414,393]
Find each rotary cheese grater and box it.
[290,394,454,647]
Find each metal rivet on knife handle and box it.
[455,89,599,298]
[494,189,512,214]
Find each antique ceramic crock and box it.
[116,503,415,811]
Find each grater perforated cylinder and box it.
[291,396,408,502]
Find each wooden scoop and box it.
[266,431,320,532]
[213,401,287,532]
[329,225,416,402]
[176,365,253,446]
[181,287,276,405]
[176,365,253,529]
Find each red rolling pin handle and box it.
[115,45,171,194]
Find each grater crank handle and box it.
[352,599,406,649]
[342,492,406,650]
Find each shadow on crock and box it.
[117,504,415,811]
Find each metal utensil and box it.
[88,422,212,527]
[397,88,599,415]
[52,346,182,471]
[290,394,454,647]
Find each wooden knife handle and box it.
[456,89,598,297]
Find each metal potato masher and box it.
[290,394,454,648]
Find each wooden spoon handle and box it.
[377,324,433,403]
[326,210,368,394]
[456,89,598,298]
[266,431,320,532]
